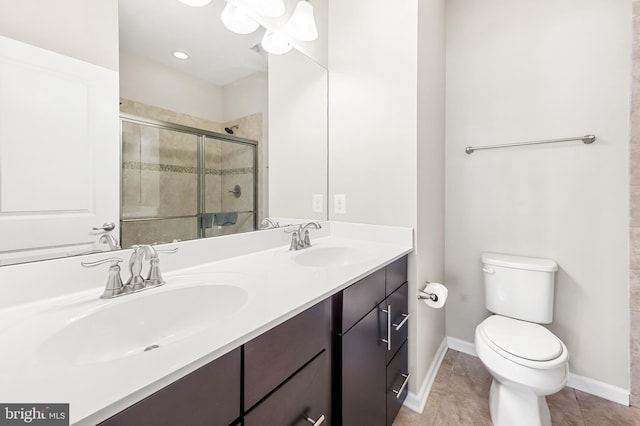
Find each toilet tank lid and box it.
[482,252,558,272]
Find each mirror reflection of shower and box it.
[224,124,239,135]
[120,115,257,248]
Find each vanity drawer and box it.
[386,341,409,426]
[99,347,241,426]
[384,282,409,364]
[244,299,330,410]
[244,351,329,426]
[341,268,386,333]
[386,256,408,296]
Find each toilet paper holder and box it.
[418,281,439,302]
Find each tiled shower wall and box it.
[631,0,640,408]
[120,99,262,247]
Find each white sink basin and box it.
[38,285,248,366]
[293,246,370,268]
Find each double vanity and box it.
[0,222,412,425]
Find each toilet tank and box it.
[482,252,558,324]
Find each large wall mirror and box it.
[0,0,328,266]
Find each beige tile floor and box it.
[393,349,640,425]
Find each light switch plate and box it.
[312,194,323,213]
[334,194,346,214]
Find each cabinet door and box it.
[244,351,329,426]
[244,299,329,410]
[341,305,387,426]
[385,282,409,364]
[386,341,409,426]
[100,347,241,426]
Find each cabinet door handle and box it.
[381,304,391,350]
[392,372,411,399]
[305,414,326,425]
[393,313,410,331]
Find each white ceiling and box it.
[118,0,268,87]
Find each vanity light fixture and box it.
[177,0,212,6]
[261,30,293,54]
[172,51,190,60]
[245,0,286,17]
[220,0,318,54]
[284,0,318,42]
[221,2,260,34]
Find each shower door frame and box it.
[119,113,258,244]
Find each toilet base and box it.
[489,379,551,426]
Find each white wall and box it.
[221,72,268,123]
[119,50,223,122]
[0,0,118,71]
[445,0,631,389]
[414,0,447,395]
[269,50,327,220]
[328,1,417,226]
[328,0,447,397]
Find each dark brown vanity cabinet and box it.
[98,257,408,426]
[335,256,409,426]
[99,347,242,426]
[244,299,331,425]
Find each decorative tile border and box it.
[123,161,253,176]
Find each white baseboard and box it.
[403,337,448,413]
[446,336,477,357]
[567,373,629,406]
[444,336,630,406]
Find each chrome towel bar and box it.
[465,134,596,154]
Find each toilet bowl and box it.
[475,315,569,426]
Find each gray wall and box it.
[445,0,631,389]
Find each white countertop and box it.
[0,222,412,425]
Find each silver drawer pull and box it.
[305,414,325,425]
[381,305,391,350]
[392,372,411,399]
[393,313,410,331]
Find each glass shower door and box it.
[121,121,199,247]
[203,136,256,237]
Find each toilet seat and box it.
[477,315,568,369]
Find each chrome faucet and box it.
[288,222,322,251]
[81,245,178,299]
[99,233,120,250]
[260,218,280,229]
[125,245,158,292]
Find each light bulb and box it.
[221,2,260,34]
[284,0,318,42]
[261,31,292,55]
[246,0,285,17]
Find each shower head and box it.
[224,125,239,135]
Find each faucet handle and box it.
[145,247,178,287]
[288,231,300,251]
[81,258,125,299]
[302,230,311,248]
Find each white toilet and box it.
[474,252,569,426]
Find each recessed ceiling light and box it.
[172,51,190,60]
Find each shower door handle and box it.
[92,222,115,232]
